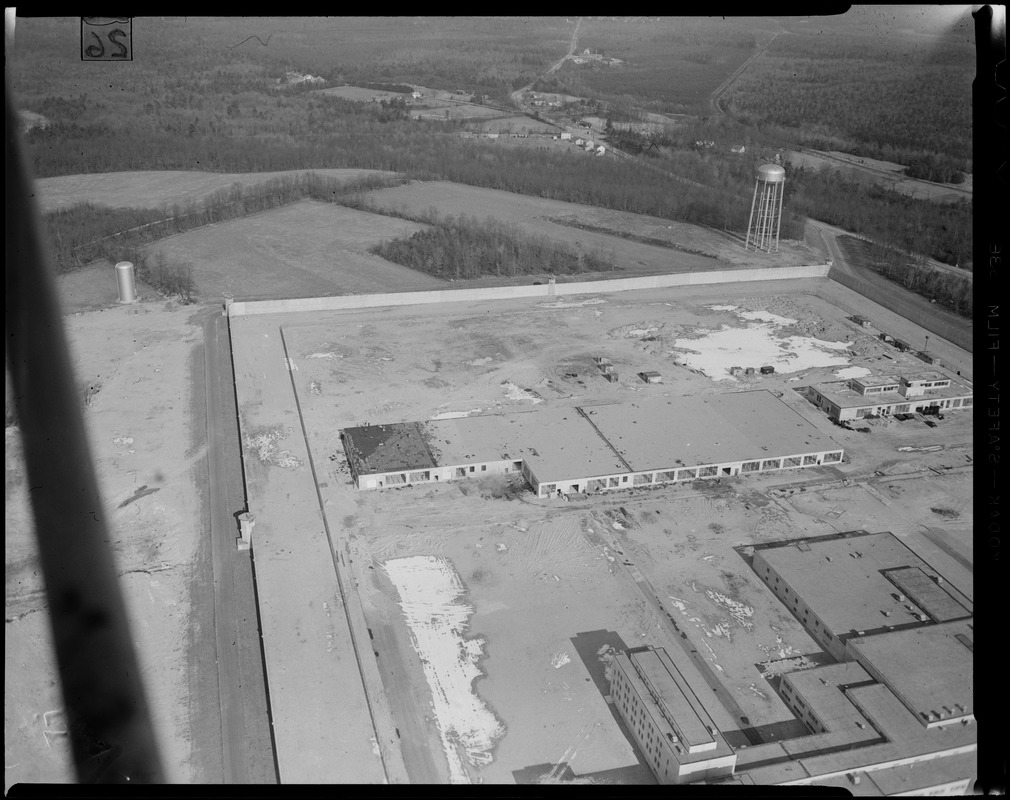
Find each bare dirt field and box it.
[314,86,407,103]
[230,277,972,784]
[5,303,207,790]
[35,168,398,213]
[145,200,445,301]
[364,181,824,271]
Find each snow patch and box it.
[501,381,542,403]
[431,408,483,420]
[385,556,504,783]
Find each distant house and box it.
[583,48,592,55]
[485,132,499,140]
[560,132,572,140]
[730,145,746,154]
[639,371,662,384]
[596,145,606,156]
[585,143,594,152]
[575,138,585,146]
[572,57,586,64]
[411,90,422,99]
[585,140,595,148]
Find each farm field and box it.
[314,85,408,102]
[785,150,972,206]
[145,200,445,301]
[410,100,505,120]
[34,169,398,213]
[466,115,564,134]
[364,181,823,270]
[5,304,209,789]
[229,277,973,784]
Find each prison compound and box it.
[341,390,844,495]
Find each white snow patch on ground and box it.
[835,365,871,379]
[708,305,738,311]
[705,590,755,630]
[501,381,543,403]
[551,649,572,669]
[675,308,851,381]
[431,408,483,420]
[385,555,504,783]
[305,352,343,359]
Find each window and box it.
[963,397,973,406]
[783,456,802,468]
[761,459,781,471]
[469,466,475,473]
[481,465,486,472]
[742,461,760,472]
[698,465,717,477]
[953,399,962,407]
[823,451,842,463]
[802,455,818,466]
[622,476,628,483]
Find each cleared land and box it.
[145,200,445,300]
[785,150,972,205]
[230,277,972,784]
[364,181,823,271]
[5,305,208,789]
[35,168,398,213]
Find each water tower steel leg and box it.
[746,181,760,251]
[774,182,784,252]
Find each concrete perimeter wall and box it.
[228,265,831,317]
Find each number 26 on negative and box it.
[81,17,132,61]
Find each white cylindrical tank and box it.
[115,261,137,303]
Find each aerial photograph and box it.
[6,10,983,791]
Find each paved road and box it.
[202,308,278,784]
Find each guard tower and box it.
[745,164,786,253]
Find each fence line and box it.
[227,265,830,317]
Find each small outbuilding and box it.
[760,366,775,375]
[639,371,662,384]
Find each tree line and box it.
[371,215,612,281]
[42,172,404,274]
[838,238,972,318]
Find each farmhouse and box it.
[805,371,973,421]
[341,390,843,495]
[560,132,572,140]
[596,145,606,156]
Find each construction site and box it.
[225,268,974,789]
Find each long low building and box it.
[805,371,973,422]
[340,390,844,494]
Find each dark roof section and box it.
[341,422,436,477]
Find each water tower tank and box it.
[746,164,786,253]
[115,261,137,303]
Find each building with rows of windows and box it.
[805,371,973,422]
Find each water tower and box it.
[745,164,786,253]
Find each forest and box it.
[371,215,612,280]
[721,30,973,175]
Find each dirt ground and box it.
[5,303,207,790]
[364,181,824,270]
[145,200,445,301]
[34,169,397,213]
[240,278,971,783]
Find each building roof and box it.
[629,647,716,750]
[423,407,628,483]
[848,620,974,726]
[341,422,435,475]
[754,532,973,640]
[810,376,971,411]
[784,661,874,732]
[584,391,840,472]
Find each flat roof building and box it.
[342,390,844,493]
[806,372,972,422]
[751,531,972,660]
[610,646,736,784]
[847,621,974,729]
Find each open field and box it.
[466,116,564,134]
[364,181,822,270]
[315,86,408,102]
[229,277,972,784]
[410,100,505,120]
[34,169,398,213]
[145,200,445,301]
[785,151,972,206]
[5,304,208,789]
